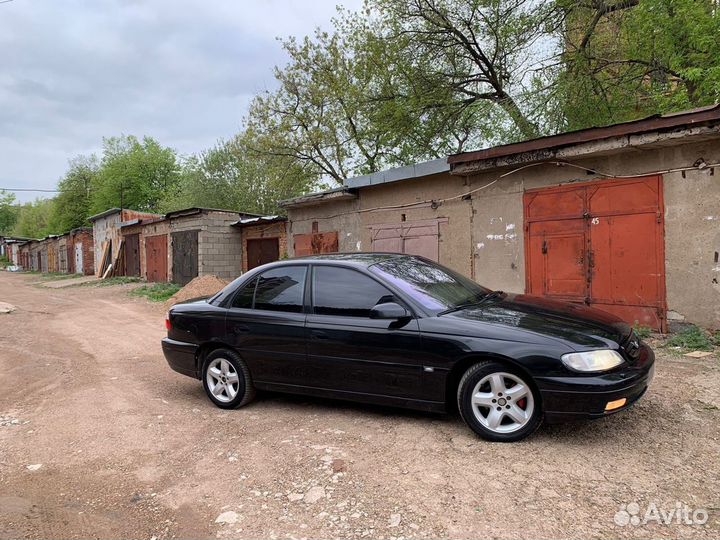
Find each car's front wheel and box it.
[457,361,541,442]
[202,349,255,409]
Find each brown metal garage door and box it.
[247,238,280,270]
[369,219,448,261]
[524,176,666,331]
[171,230,198,286]
[145,234,168,283]
[124,234,141,277]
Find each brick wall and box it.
[69,230,95,275]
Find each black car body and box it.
[162,253,654,441]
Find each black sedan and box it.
[162,253,654,442]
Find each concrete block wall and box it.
[168,211,244,282]
[198,213,244,280]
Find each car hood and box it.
[446,293,631,350]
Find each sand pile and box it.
[165,275,230,309]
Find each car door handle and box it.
[311,330,330,340]
[232,324,250,333]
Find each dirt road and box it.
[0,272,718,539]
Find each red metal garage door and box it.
[145,234,168,283]
[524,176,666,331]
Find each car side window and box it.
[313,266,395,317]
[231,277,257,309]
[254,266,307,313]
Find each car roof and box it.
[287,252,417,267]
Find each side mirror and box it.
[369,302,410,320]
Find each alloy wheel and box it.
[205,357,240,403]
[470,372,534,434]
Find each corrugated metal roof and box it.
[345,158,449,188]
[279,187,357,209]
[164,207,262,220]
[87,207,122,222]
[231,215,287,227]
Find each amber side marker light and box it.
[605,398,627,411]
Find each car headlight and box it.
[561,350,624,372]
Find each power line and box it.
[0,187,62,193]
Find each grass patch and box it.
[665,325,713,352]
[94,276,143,287]
[130,282,181,302]
[632,323,653,340]
[39,272,82,281]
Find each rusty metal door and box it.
[124,234,141,277]
[67,243,74,274]
[524,176,666,331]
[247,238,280,270]
[294,230,339,256]
[145,234,168,283]
[171,230,198,285]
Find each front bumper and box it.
[161,338,200,379]
[538,343,655,423]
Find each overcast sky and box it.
[0,0,362,203]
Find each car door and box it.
[225,265,308,385]
[305,265,426,399]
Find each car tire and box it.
[202,348,256,409]
[457,361,541,442]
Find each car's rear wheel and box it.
[457,361,541,442]
[202,349,255,409]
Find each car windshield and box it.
[368,257,491,312]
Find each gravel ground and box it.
[0,272,718,540]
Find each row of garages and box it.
[2,228,95,275]
[1,208,289,286]
[278,106,720,331]
[3,106,719,329]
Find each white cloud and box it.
[0,0,362,202]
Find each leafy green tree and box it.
[47,155,98,233]
[90,135,181,215]
[557,0,720,129]
[0,190,18,234]
[162,132,316,215]
[246,0,559,185]
[12,199,55,238]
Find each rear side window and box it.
[254,266,307,313]
[313,266,395,317]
